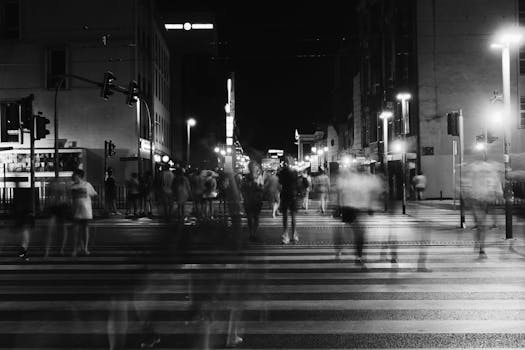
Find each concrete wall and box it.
[417,0,524,197]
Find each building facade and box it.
[0,0,172,187]
[353,0,525,198]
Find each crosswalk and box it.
[0,236,524,349]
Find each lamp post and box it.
[379,110,393,211]
[186,118,196,165]
[491,28,522,239]
[396,93,411,215]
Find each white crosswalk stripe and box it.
[0,239,524,348]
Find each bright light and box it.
[191,23,214,30]
[342,156,351,165]
[214,147,220,153]
[168,160,174,166]
[183,22,192,31]
[164,24,184,30]
[154,154,161,162]
[227,147,232,154]
[475,143,486,151]
[224,103,231,114]
[323,146,328,152]
[379,110,394,119]
[162,155,170,163]
[493,27,523,47]
[317,150,324,156]
[305,155,311,161]
[226,137,233,146]
[220,150,226,156]
[311,147,317,153]
[396,93,412,101]
[187,118,196,127]
[392,140,405,153]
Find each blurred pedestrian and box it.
[316,169,330,214]
[190,169,204,219]
[300,171,312,210]
[412,172,427,200]
[70,169,97,256]
[278,156,300,244]
[159,165,174,221]
[264,170,281,218]
[173,168,192,222]
[241,161,265,242]
[45,178,70,257]
[104,168,119,215]
[125,172,140,218]
[141,171,154,217]
[202,170,218,220]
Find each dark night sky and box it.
[157,1,356,157]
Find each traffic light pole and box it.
[459,109,466,229]
[30,113,35,219]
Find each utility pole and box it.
[459,109,465,228]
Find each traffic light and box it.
[107,140,116,156]
[34,113,50,140]
[447,112,459,136]
[19,94,34,130]
[126,80,139,107]
[487,131,498,143]
[100,71,115,100]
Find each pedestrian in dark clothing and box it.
[105,168,118,215]
[278,156,300,244]
[241,161,265,242]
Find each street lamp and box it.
[214,146,220,153]
[491,27,523,239]
[396,93,411,215]
[379,110,394,211]
[186,118,196,165]
[311,146,317,154]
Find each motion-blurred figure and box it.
[337,166,382,263]
[104,168,119,215]
[45,178,70,257]
[125,172,141,218]
[316,169,330,214]
[278,156,300,244]
[241,161,264,242]
[264,170,281,218]
[159,165,174,221]
[412,172,427,200]
[70,169,97,256]
[300,171,311,210]
[141,171,154,217]
[173,168,191,222]
[464,161,503,258]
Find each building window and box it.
[520,96,525,128]
[0,0,19,39]
[46,47,69,89]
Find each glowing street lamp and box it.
[186,118,196,165]
[214,146,220,153]
[162,155,170,163]
[311,147,317,154]
[379,110,394,211]
[491,27,523,239]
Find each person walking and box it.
[316,169,330,214]
[278,156,300,244]
[45,178,71,257]
[104,168,119,216]
[173,168,192,222]
[264,170,281,218]
[125,173,141,218]
[412,172,427,200]
[70,169,97,256]
[159,165,175,221]
[300,171,312,211]
[241,161,265,242]
[141,171,154,217]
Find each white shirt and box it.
[71,180,97,220]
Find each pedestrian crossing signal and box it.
[34,114,50,140]
[447,112,459,136]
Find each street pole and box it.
[54,78,65,179]
[186,122,191,165]
[502,44,513,239]
[459,109,466,228]
[30,112,35,220]
[382,115,390,212]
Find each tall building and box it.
[353,0,525,198]
[0,0,172,187]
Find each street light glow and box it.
[305,155,311,161]
[153,154,161,163]
[183,22,192,31]
[162,155,170,163]
[392,140,405,153]
[492,27,523,47]
[323,146,328,152]
[396,93,412,101]
[475,143,486,151]
[379,110,394,119]
[220,150,226,156]
[214,147,220,153]
[311,147,317,153]
[187,118,196,127]
[226,147,232,154]
[317,150,323,156]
